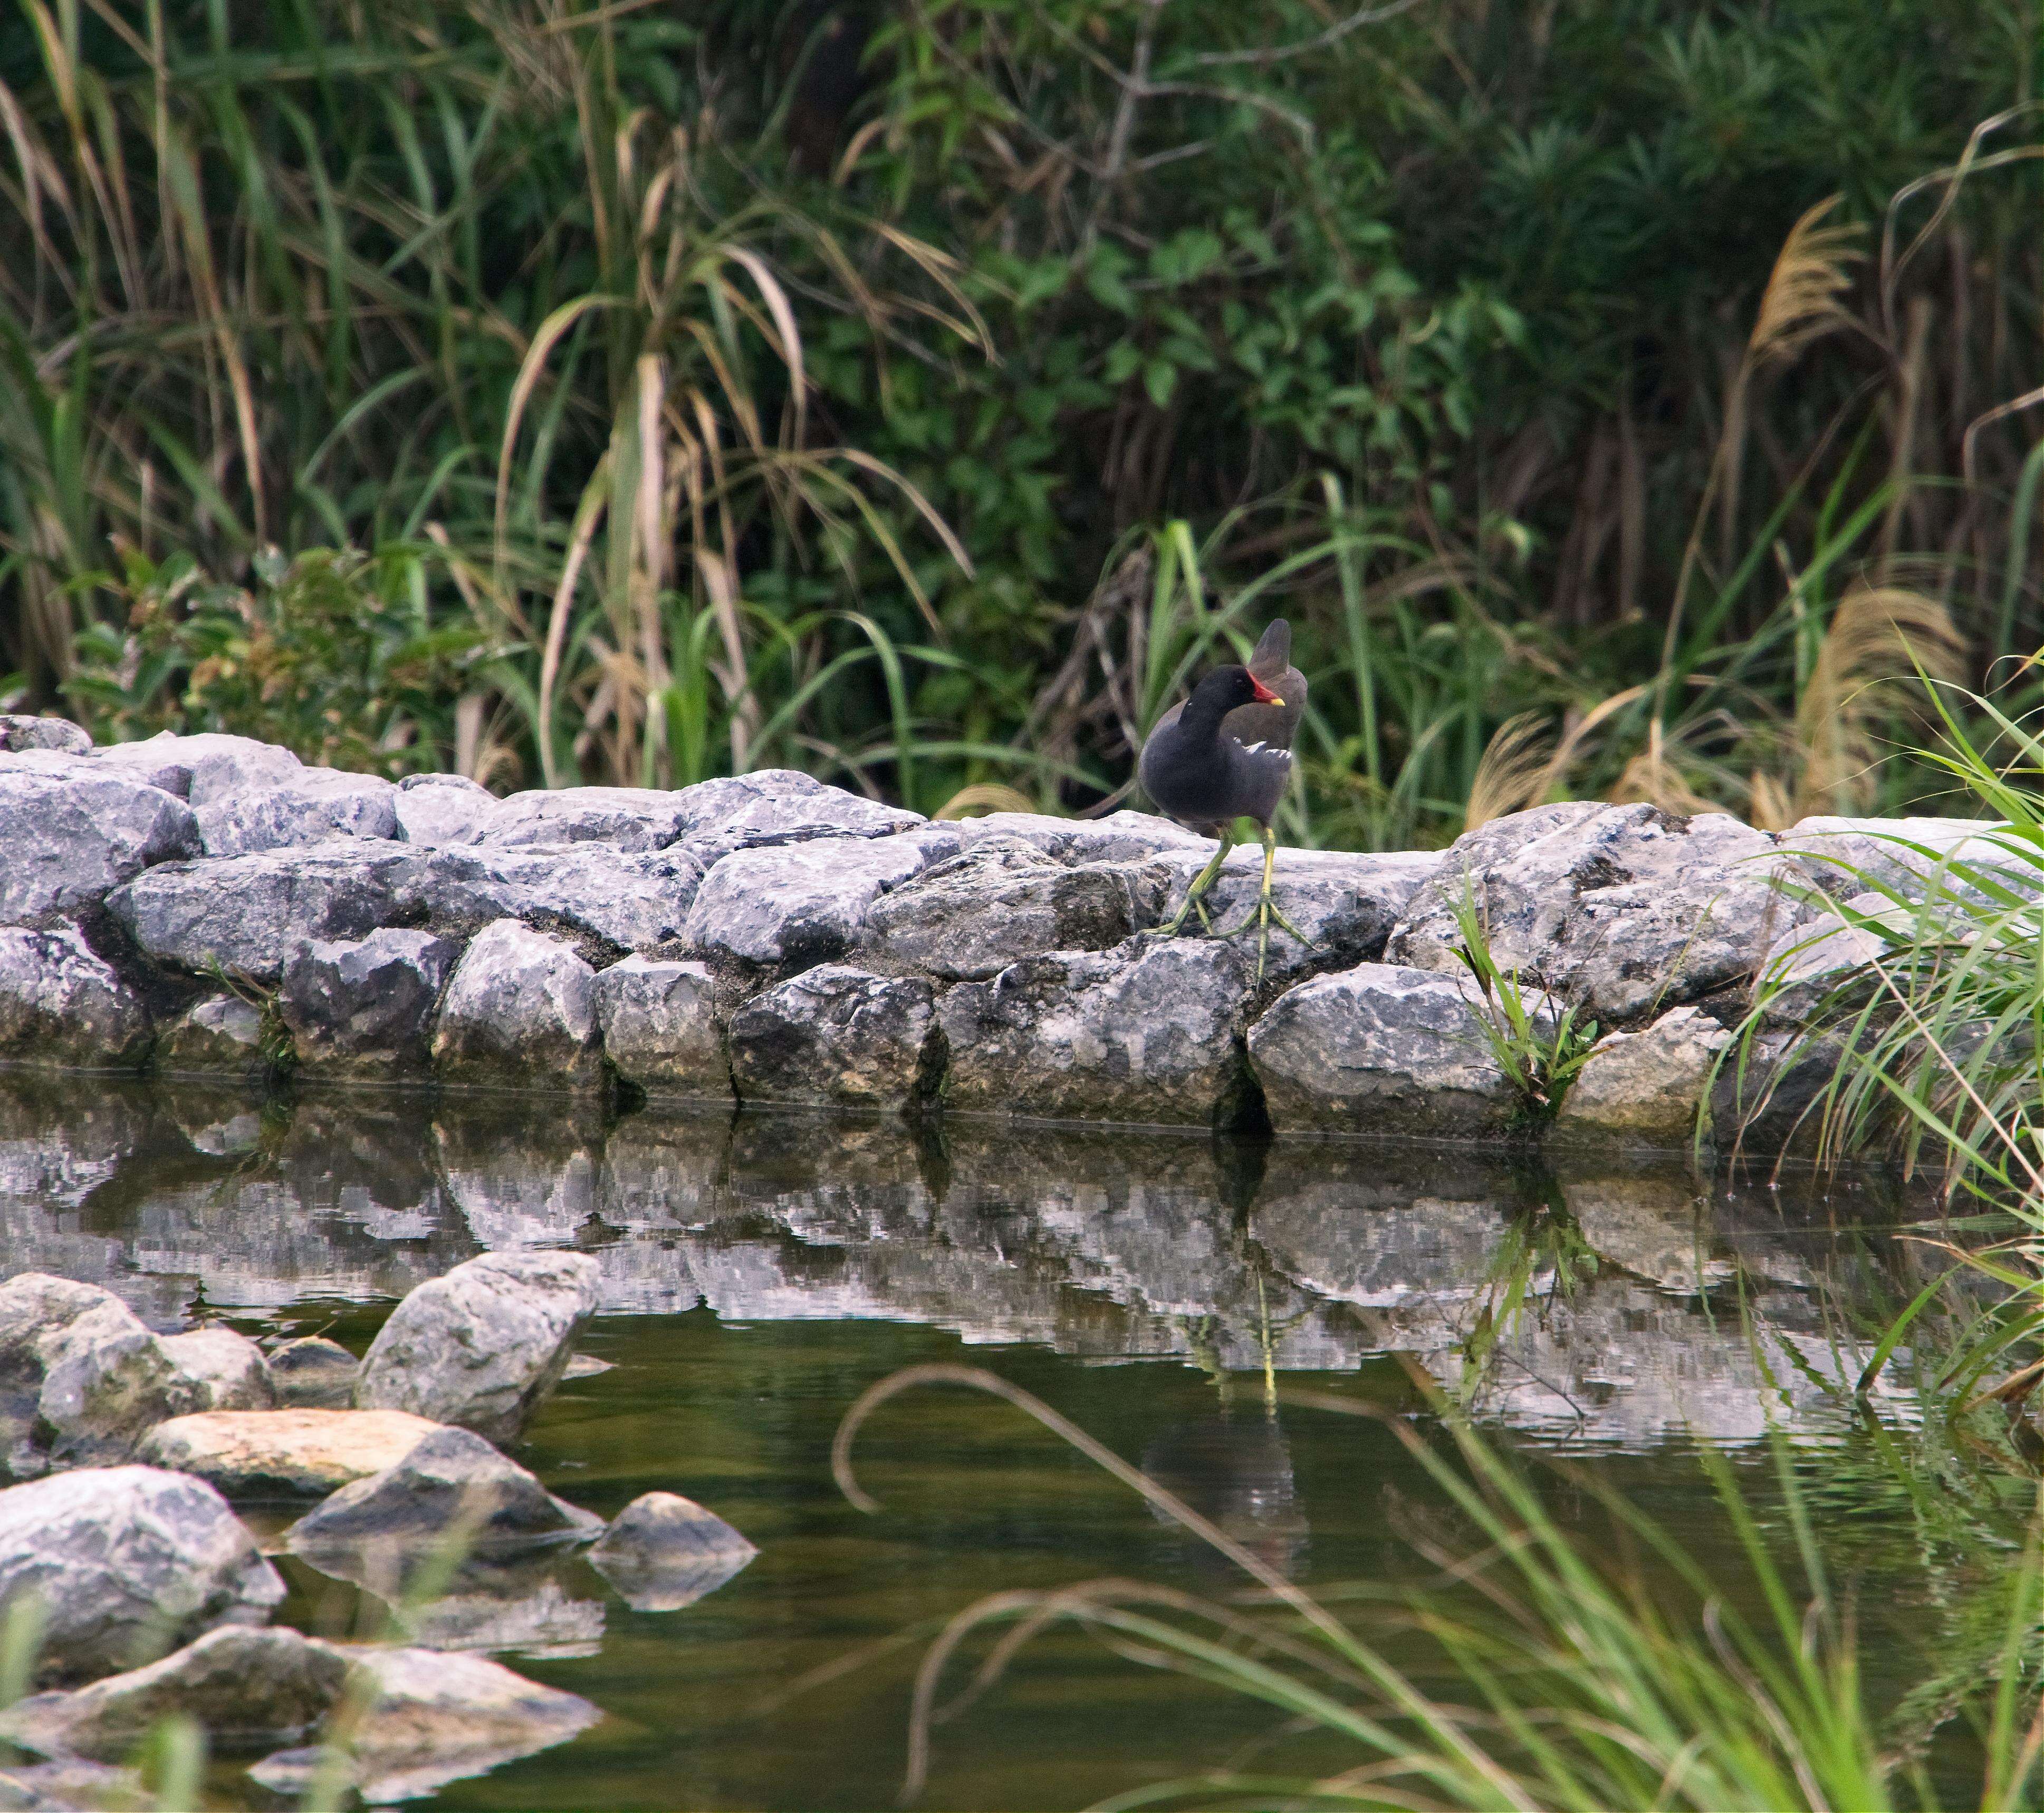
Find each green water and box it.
[0,1075,2025,1809]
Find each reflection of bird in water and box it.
[1140,1404,1307,1581]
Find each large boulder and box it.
[430,920,600,1084]
[1385,802,1807,1025]
[1553,1005,1733,1145]
[727,966,940,1111]
[0,769,200,925]
[587,1492,757,1611]
[0,1466,283,1683]
[860,842,1164,980]
[279,928,462,1071]
[397,843,703,951]
[937,941,1259,1129]
[1246,963,1530,1137]
[593,956,731,1097]
[193,766,399,858]
[0,927,151,1068]
[682,829,961,967]
[98,732,301,807]
[671,769,923,865]
[140,1408,443,1497]
[356,1249,600,1441]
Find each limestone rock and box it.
[0,717,90,756]
[140,1408,443,1497]
[430,919,599,1084]
[1554,1005,1733,1144]
[0,1625,347,1760]
[1247,963,1531,1137]
[194,766,399,859]
[478,785,695,851]
[83,736,199,796]
[0,1759,138,1808]
[108,846,411,983]
[1386,802,1807,1025]
[158,994,268,1078]
[0,769,200,925]
[284,1426,602,1569]
[157,1326,275,1412]
[392,772,498,846]
[267,1337,360,1409]
[398,843,703,951]
[861,842,1164,980]
[356,1249,600,1441]
[104,732,303,807]
[0,1275,122,1459]
[671,769,923,865]
[0,1466,283,1684]
[0,927,151,1068]
[682,829,961,967]
[588,1491,757,1611]
[938,941,1259,1129]
[1753,889,1904,1027]
[728,966,939,1110]
[949,808,1208,863]
[593,957,730,1097]
[280,928,462,1071]
[246,1646,599,1804]
[1781,814,2028,901]
[1710,1028,1841,1153]
[32,1298,191,1462]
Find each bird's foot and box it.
[1144,891,1215,940]
[1231,894,1314,983]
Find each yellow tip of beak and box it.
[1266,694,1285,707]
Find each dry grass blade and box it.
[1749,196,1866,368]
[1464,710,1557,830]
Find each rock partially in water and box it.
[682,829,961,967]
[280,928,462,1072]
[1554,1005,1733,1145]
[158,994,269,1079]
[0,1625,347,1760]
[284,1427,602,1576]
[430,919,599,1085]
[1387,802,1807,1025]
[32,1297,190,1463]
[0,1465,283,1684]
[1247,963,1528,1137]
[0,717,90,756]
[938,940,1259,1129]
[594,956,730,1098]
[588,1492,758,1611]
[157,1326,275,1412]
[194,767,399,859]
[1709,1027,1841,1154]
[0,768,200,925]
[0,928,151,1068]
[728,966,939,1111]
[267,1336,361,1409]
[0,1759,139,1808]
[356,1249,600,1441]
[140,1408,443,1497]
[246,1645,600,1805]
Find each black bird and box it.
[1138,653,1311,978]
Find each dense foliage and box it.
[2,0,2041,840]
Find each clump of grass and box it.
[1449,885,1598,1125]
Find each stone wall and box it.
[0,714,1992,1146]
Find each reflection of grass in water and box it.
[837,1363,2044,1811]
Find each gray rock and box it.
[0,927,151,1068]
[682,829,962,967]
[157,994,268,1078]
[33,1298,189,1462]
[1710,1028,1841,1153]
[430,920,600,1083]
[479,785,695,852]
[284,1426,602,1569]
[1554,1005,1733,1144]
[156,1327,274,1413]
[1386,802,1807,1025]
[103,732,302,807]
[140,1408,444,1497]
[1151,846,1433,982]
[593,957,730,1097]
[280,929,462,1071]
[0,1625,347,1760]
[389,1574,605,1659]
[246,1646,599,1804]
[950,808,1208,863]
[0,1759,138,1808]
[193,766,399,858]
[587,1491,757,1611]
[1781,814,2027,901]
[0,718,90,756]
[670,769,923,864]
[728,966,939,1110]
[938,941,1259,1129]
[82,736,197,796]
[357,1249,600,1442]
[1247,963,1533,1137]
[393,772,498,847]
[0,1275,120,1457]
[0,769,200,925]
[267,1336,360,1409]
[861,842,1164,980]
[108,845,411,983]
[0,1465,283,1684]
[397,843,703,951]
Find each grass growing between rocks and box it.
[1448,889,1599,1130]
[835,1364,2044,1813]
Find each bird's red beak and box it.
[1250,676,1284,706]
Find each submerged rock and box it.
[280,928,462,1071]
[1554,1004,1732,1144]
[1247,963,1530,1137]
[431,919,600,1085]
[0,1466,283,1684]
[727,966,939,1111]
[0,769,200,925]
[0,928,151,1068]
[682,829,961,967]
[140,1408,444,1497]
[356,1249,600,1441]
[588,1491,758,1611]
[593,956,730,1098]
[938,940,1259,1129]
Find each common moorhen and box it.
[1138,639,1312,979]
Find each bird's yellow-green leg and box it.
[1245,824,1313,980]
[1147,832,1234,938]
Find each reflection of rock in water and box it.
[1140,1409,1307,1579]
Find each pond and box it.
[0,1075,2020,1810]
